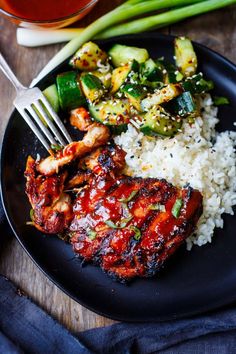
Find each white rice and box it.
[114,94,236,250]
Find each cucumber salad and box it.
[43,36,215,139]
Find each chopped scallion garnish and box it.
[130,225,142,241]
[87,230,97,240]
[30,208,34,221]
[149,203,166,212]
[120,216,133,228]
[150,203,160,211]
[105,216,133,229]
[172,198,183,218]
[213,96,230,106]
[118,190,138,203]
[51,144,63,151]
[105,220,118,229]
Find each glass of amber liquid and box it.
[0,0,98,29]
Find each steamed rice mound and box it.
[114,94,236,249]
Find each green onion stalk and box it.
[32,0,203,84]
[99,0,236,38]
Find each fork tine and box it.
[41,96,72,144]
[33,100,67,146]
[17,107,51,151]
[27,105,58,146]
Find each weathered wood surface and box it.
[0,0,235,333]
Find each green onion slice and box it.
[30,208,34,221]
[105,220,118,229]
[105,216,133,229]
[118,190,138,203]
[87,230,97,240]
[120,216,133,228]
[149,203,166,212]
[172,198,183,218]
[213,96,230,106]
[130,225,142,241]
[51,144,63,151]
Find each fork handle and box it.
[0,52,26,92]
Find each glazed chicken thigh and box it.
[25,139,203,281]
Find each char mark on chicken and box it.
[70,174,203,282]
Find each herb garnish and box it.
[172,198,183,218]
[51,144,63,152]
[130,225,142,241]
[105,216,133,229]
[118,190,138,203]
[213,96,230,106]
[149,203,166,212]
[30,208,34,221]
[87,230,97,240]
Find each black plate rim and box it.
[1,32,236,322]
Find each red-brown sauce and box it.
[0,0,92,21]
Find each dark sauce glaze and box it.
[70,174,203,281]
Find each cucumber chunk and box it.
[43,84,59,113]
[140,105,182,137]
[109,44,149,67]
[140,59,164,82]
[121,84,147,112]
[91,70,111,89]
[165,91,196,117]
[80,73,104,103]
[141,84,183,111]
[56,71,86,111]
[161,61,184,84]
[89,99,130,127]
[174,37,197,77]
[70,41,108,71]
[182,73,214,94]
[111,60,139,94]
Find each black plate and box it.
[1,33,236,322]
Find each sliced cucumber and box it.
[161,61,184,84]
[141,84,183,111]
[140,105,182,137]
[89,99,130,128]
[91,70,111,89]
[43,84,59,113]
[182,73,214,94]
[165,91,196,117]
[111,60,139,94]
[121,84,147,112]
[140,58,164,82]
[70,41,108,71]
[109,44,149,67]
[174,37,198,78]
[80,73,104,103]
[56,71,86,111]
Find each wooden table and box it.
[0,0,236,333]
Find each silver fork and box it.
[0,52,72,152]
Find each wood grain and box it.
[0,0,236,333]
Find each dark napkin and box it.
[1,196,236,354]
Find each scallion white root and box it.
[17,28,83,47]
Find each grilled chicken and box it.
[70,174,203,281]
[70,107,93,131]
[25,156,73,234]
[25,142,203,282]
[66,144,126,189]
[25,144,126,232]
[37,123,110,176]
